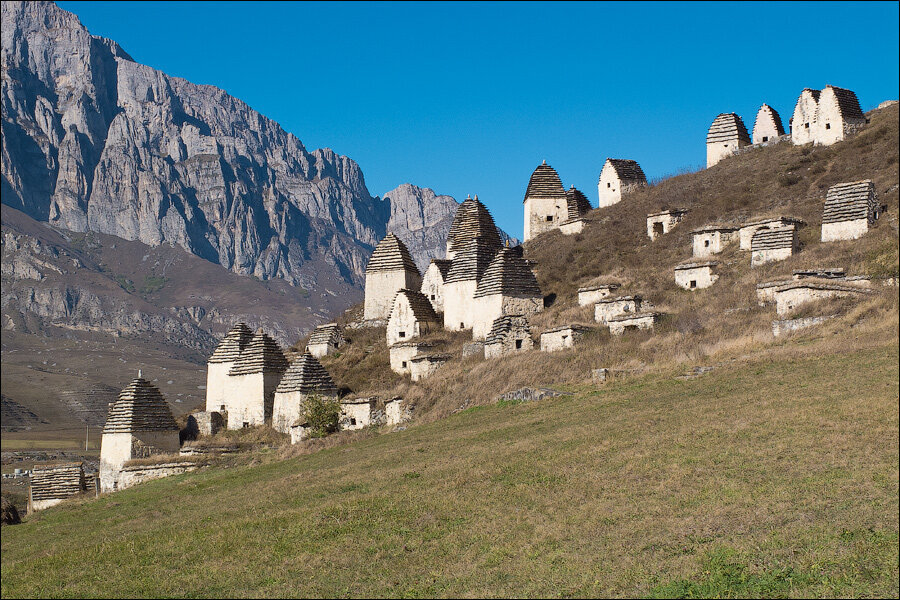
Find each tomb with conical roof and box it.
[752,104,786,145]
[205,322,253,414]
[305,323,344,358]
[523,160,569,241]
[223,330,288,429]
[446,195,503,259]
[706,113,751,167]
[363,233,422,321]
[387,289,441,346]
[597,159,648,208]
[271,351,339,433]
[99,376,181,492]
[444,237,501,332]
[471,246,543,339]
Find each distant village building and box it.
[594,295,643,324]
[773,280,873,316]
[271,351,338,434]
[29,463,90,512]
[484,314,533,359]
[205,322,252,415]
[100,377,181,493]
[387,289,441,346]
[751,228,799,267]
[540,325,590,352]
[692,225,738,258]
[409,353,451,382]
[706,113,751,167]
[647,209,688,240]
[821,180,880,242]
[577,283,621,306]
[674,261,719,290]
[790,88,821,145]
[608,313,659,335]
[815,85,867,146]
[752,104,786,144]
[559,186,593,235]
[363,233,421,321]
[738,217,804,250]
[421,259,451,313]
[389,341,434,375]
[305,323,343,358]
[523,160,569,241]
[225,330,289,429]
[471,246,543,340]
[597,158,648,208]
[340,397,377,431]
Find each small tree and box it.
[302,394,341,438]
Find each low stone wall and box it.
[772,315,836,337]
[577,285,619,307]
[821,218,869,242]
[559,219,584,236]
[751,246,793,267]
[117,461,204,491]
[496,387,567,403]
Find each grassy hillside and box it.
[2,339,897,597]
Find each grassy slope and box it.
[2,339,897,598]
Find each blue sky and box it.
[58,1,900,239]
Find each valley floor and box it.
[2,339,897,598]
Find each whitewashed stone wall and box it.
[99,430,180,493]
[340,399,376,430]
[608,314,657,335]
[307,341,333,359]
[756,280,792,305]
[540,328,586,352]
[421,263,446,313]
[772,315,835,337]
[471,295,543,340]
[389,343,429,375]
[739,221,795,250]
[559,219,585,235]
[693,230,736,258]
[364,270,421,321]
[385,398,409,425]
[409,356,448,381]
[387,295,437,346]
[751,245,794,267]
[816,87,866,146]
[822,218,869,242]
[524,196,568,242]
[224,372,282,429]
[117,462,201,491]
[578,285,619,306]
[752,106,782,144]
[594,297,642,323]
[204,362,233,413]
[647,212,685,240]
[272,390,337,434]
[774,286,862,316]
[791,89,820,146]
[290,424,310,444]
[443,280,478,331]
[484,332,533,359]
[675,265,718,290]
[31,498,66,511]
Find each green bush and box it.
[302,394,341,438]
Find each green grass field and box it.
[2,343,897,598]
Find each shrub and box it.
[302,394,341,438]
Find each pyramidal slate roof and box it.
[823,180,877,224]
[707,113,751,144]
[824,85,865,121]
[485,314,532,345]
[392,289,440,323]
[447,196,503,254]
[208,322,253,364]
[751,228,795,250]
[445,239,499,284]
[524,160,567,203]
[275,351,338,395]
[429,258,452,279]
[604,159,648,183]
[755,104,785,136]
[474,246,542,298]
[30,463,86,502]
[103,378,179,434]
[228,331,289,376]
[307,323,342,347]
[565,186,592,220]
[365,233,419,275]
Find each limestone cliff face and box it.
[382,184,459,272]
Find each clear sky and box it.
[58,1,900,239]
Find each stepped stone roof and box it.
[208,322,253,364]
[307,323,342,347]
[447,196,502,254]
[474,247,542,298]
[228,331,289,376]
[607,312,659,323]
[675,260,719,270]
[523,160,567,203]
[103,378,179,434]
[774,280,873,294]
[445,239,498,284]
[692,223,738,234]
[565,186,592,220]
[603,159,648,183]
[275,351,338,395]
[393,289,440,323]
[365,233,419,274]
[485,314,532,345]
[429,259,452,279]
[596,295,643,304]
[542,324,592,335]
[754,104,786,136]
[578,283,621,293]
[707,113,751,144]
[30,463,85,502]
[824,85,865,121]
[793,268,846,279]
[409,353,451,363]
[823,180,876,224]
[751,228,795,250]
